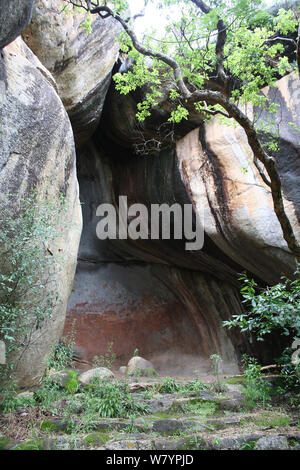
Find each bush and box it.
[242,356,272,409]
[85,380,148,419]
[0,190,67,383]
[223,268,300,342]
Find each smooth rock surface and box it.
[23,0,121,146]
[78,367,115,385]
[127,357,156,377]
[254,435,289,450]
[0,0,34,49]
[0,38,82,387]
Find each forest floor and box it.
[1,371,300,450]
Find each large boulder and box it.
[0,38,82,387]
[22,0,121,146]
[0,0,34,49]
[78,367,115,385]
[126,357,157,377]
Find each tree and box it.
[62,0,300,260]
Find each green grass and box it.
[84,432,111,446]
[254,412,291,428]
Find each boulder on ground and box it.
[127,357,157,377]
[119,366,127,375]
[254,435,289,450]
[50,370,75,389]
[78,367,115,385]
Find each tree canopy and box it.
[62,0,300,260]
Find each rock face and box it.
[0,0,34,49]
[0,38,82,386]
[2,2,299,384]
[22,0,121,146]
[65,72,299,373]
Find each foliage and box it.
[184,379,208,392]
[62,1,299,129]
[92,341,116,370]
[159,376,180,393]
[113,1,297,122]
[223,267,300,341]
[84,379,148,419]
[48,338,74,372]
[64,370,79,394]
[241,355,272,409]
[0,190,67,387]
[276,347,300,392]
[0,382,36,413]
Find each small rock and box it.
[119,366,127,375]
[78,367,115,385]
[127,357,157,377]
[254,435,289,450]
[225,384,244,394]
[49,370,73,388]
[105,439,153,450]
[219,396,245,411]
[152,419,204,435]
[16,391,34,400]
[129,382,153,392]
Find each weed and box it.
[92,341,116,370]
[241,355,272,409]
[159,377,180,394]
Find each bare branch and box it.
[263,37,297,47]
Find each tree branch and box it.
[90,5,191,99]
[61,0,300,260]
[189,89,300,259]
[190,0,229,88]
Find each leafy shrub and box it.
[48,337,75,372]
[85,380,148,419]
[185,380,208,392]
[159,377,180,394]
[241,356,272,409]
[0,190,67,384]
[223,268,300,341]
[275,347,300,392]
[92,341,116,370]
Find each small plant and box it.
[158,377,180,394]
[92,341,116,370]
[183,380,208,394]
[84,380,148,419]
[0,189,68,387]
[275,347,300,392]
[241,355,272,409]
[48,338,74,372]
[210,354,222,380]
[210,354,225,392]
[254,412,290,428]
[133,348,139,357]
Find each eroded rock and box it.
[0,0,34,49]
[22,0,121,146]
[127,357,157,377]
[0,38,82,387]
[78,367,115,385]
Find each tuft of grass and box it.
[254,412,291,428]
